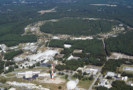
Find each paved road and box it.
[88,72,101,90]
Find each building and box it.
[64,44,72,48]
[84,68,98,75]
[0,44,8,53]
[55,54,64,59]
[67,55,80,60]
[98,79,112,88]
[52,36,60,40]
[67,80,79,90]
[122,76,128,82]
[123,67,133,72]
[38,73,50,77]
[17,71,40,79]
[105,72,116,78]
[22,43,38,53]
[73,49,82,54]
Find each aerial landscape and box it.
[0,0,133,90]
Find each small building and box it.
[84,68,98,75]
[105,72,116,78]
[52,36,60,40]
[25,71,34,79]
[0,44,8,53]
[73,49,82,54]
[123,67,133,72]
[55,54,64,59]
[122,76,128,82]
[119,24,124,27]
[64,44,72,48]
[67,55,80,60]
[39,73,50,77]
[77,67,84,72]
[98,79,112,88]
[5,67,9,71]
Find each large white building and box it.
[17,71,40,78]
[123,67,133,72]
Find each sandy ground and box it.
[39,77,66,84]
[107,52,133,60]
[38,8,56,15]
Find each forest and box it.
[4,50,23,60]
[105,31,133,56]
[55,57,106,71]
[0,34,37,47]
[102,59,133,73]
[49,39,106,57]
[0,0,133,46]
[40,18,118,35]
[96,80,133,90]
[0,60,15,74]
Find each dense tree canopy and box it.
[4,50,23,60]
[105,31,133,56]
[102,59,133,73]
[40,18,118,35]
[49,39,106,57]
[110,80,133,90]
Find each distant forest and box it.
[105,31,133,56]
[0,0,133,46]
[40,18,118,35]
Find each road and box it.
[88,72,101,90]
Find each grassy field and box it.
[1,66,67,90]
[78,80,93,89]
[15,67,49,72]
[0,75,66,90]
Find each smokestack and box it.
[51,64,54,80]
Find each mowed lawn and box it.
[78,80,93,89]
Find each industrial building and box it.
[123,67,133,72]
[17,71,40,79]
